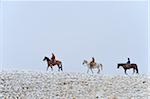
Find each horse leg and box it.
[133,69,135,74]
[90,68,94,74]
[50,66,53,71]
[58,67,60,72]
[61,66,63,71]
[135,66,139,74]
[87,68,89,73]
[60,63,63,71]
[57,65,60,71]
[101,65,103,70]
[46,65,49,71]
[124,69,127,75]
[97,67,100,74]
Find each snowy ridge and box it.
[0,71,150,99]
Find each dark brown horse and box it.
[117,63,139,75]
[43,56,63,71]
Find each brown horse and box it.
[117,63,139,75]
[43,56,63,71]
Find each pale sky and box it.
[0,1,148,75]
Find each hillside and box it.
[0,72,150,99]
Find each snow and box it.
[0,71,150,99]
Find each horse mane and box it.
[45,56,50,61]
[118,63,126,65]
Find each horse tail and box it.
[135,65,139,74]
[60,61,63,71]
[100,64,103,70]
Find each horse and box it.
[82,60,103,74]
[43,56,63,71]
[117,63,139,75]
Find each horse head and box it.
[82,60,88,65]
[117,64,119,68]
[117,64,122,68]
[117,63,125,68]
[43,56,46,61]
[43,56,50,61]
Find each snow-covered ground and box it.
[0,71,150,99]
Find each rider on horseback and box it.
[127,58,130,64]
[51,53,56,65]
[90,57,96,67]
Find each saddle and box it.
[90,62,96,67]
[51,60,56,65]
[125,64,131,68]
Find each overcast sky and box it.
[0,1,148,75]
